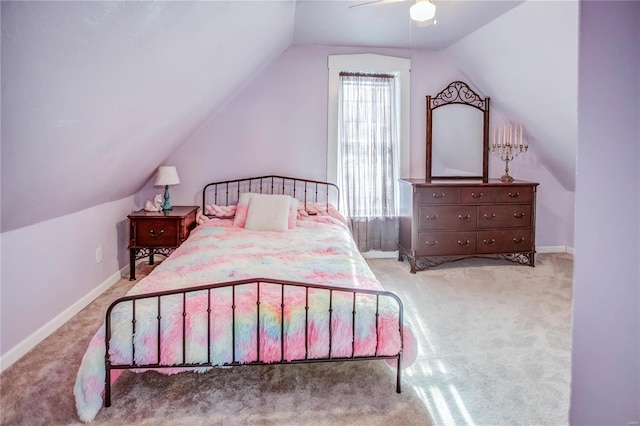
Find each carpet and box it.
[0,253,573,425]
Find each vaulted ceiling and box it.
[0,0,576,232]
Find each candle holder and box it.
[490,123,528,182]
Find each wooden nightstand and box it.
[127,206,198,280]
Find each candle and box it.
[519,123,523,146]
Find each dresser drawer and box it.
[497,187,533,203]
[416,231,476,256]
[459,187,497,204]
[477,229,533,253]
[418,206,476,230]
[478,205,532,229]
[134,219,179,247]
[417,187,458,204]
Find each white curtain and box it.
[338,73,400,252]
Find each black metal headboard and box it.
[202,175,340,212]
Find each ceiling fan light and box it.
[410,0,436,22]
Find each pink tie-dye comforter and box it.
[74,215,417,422]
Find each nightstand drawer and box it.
[134,219,179,247]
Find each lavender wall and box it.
[570,1,640,423]
[0,197,135,362]
[138,45,572,249]
[1,1,295,233]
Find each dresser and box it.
[398,179,538,273]
[128,206,198,280]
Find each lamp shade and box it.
[410,0,436,22]
[154,166,181,186]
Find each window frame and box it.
[327,54,411,186]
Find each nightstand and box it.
[127,206,198,280]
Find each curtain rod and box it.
[339,72,396,79]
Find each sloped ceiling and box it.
[1,0,575,232]
[1,1,296,232]
[448,0,578,190]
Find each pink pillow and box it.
[232,193,253,228]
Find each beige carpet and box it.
[0,253,573,425]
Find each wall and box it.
[446,0,579,192]
[1,1,295,233]
[138,45,572,249]
[570,1,640,424]
[445,0,578,248]
[0,197,135,367]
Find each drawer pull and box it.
[472,192,484,198]
[513,213,526,219]
[483,213,496,220]
[508,192,520,198]
[483,238,496,245]
[513,237,526,243]
[457,240,471,246]
[458,214,471,221]
[149,229,165,238]
[425,240,439,246]
[426,214,439,220]
[432,193,446,199]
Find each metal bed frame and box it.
[202,175,340,213]
[104,176,404,408]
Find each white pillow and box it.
[244,194,292,231]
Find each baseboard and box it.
[0,263,130,373]
[361,250,399,259]
[537,246,574,254]
[363,248,573,257]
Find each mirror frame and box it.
[426,81,490,181]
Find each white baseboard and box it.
[537,246,574,254]
[0,263,130,373]
[361,250,399,259]
[362,248,573,258]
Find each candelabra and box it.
[490,123,528,182]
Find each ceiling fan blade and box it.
[348,0,408,9]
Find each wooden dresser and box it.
[398,179,539,273]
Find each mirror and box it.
[426,81,490,181]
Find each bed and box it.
[74,175,417,422]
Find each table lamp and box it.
[153,166,180,210]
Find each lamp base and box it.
[162,185,173,210]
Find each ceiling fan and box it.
[349,0,437,25]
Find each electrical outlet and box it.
[95,246,103,263]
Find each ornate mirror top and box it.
[431,81,488,110]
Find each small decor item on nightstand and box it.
[154,166,180,210]
[143,194,164,212]
[491,123,528,182]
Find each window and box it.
[338,72,400,219]
[327,54,410,252]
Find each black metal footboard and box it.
[104,278,404,407]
